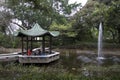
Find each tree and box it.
[72,0,98,41]
[0,7,12,34]
[72,0,120,44]
[0,0,81,47]
[105,0,120,43]
[5,0,80,30]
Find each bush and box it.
[0,33,20,48]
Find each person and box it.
[27,49,32,56]
[38,49,41,55]
[35,49,41,55]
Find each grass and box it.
[0,62,120,80]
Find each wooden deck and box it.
[19,52,60,63]
[0,52,60,63]
[0,52,19,62]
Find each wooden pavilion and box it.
[14,23,60,63]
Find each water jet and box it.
[97,22,105,60]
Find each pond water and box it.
[58,49,120,75]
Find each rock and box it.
[112,56,120,62]
[77,56,92,63]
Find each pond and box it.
[0,49,120,79]
[58,49,120,75]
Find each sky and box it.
[68,0,88,6]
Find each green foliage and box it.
[0,0,80,47]
[0,0,82,47]
[0,63,120,80]
[105,0,120,43]
[50,21,77,45]
[72,0,120,44]
[0,33,11,48]
[5,0,81,29]
[72,0,98,42]
[0,9,12,34]
[0,33,20,48]
[1,0,120,47]
[50,21,77,37]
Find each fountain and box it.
[76,22,120,65]
[97,22,105,60]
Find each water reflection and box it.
[60,49,120,65]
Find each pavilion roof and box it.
[14,23,60,37]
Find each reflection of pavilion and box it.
[14,23,60,63]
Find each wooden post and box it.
[30,37,33,51]
[42,36,45,54]
[26,36,28,54]
[21,36,24,55]
[49,36,52,54]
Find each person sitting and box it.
[35,49,41,55]
[27,49,32,56]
